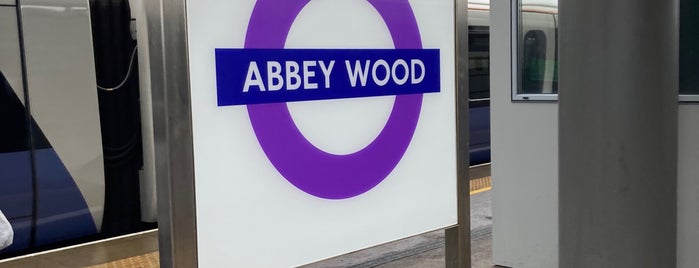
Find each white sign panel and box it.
[186,0,456,266]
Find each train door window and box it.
[469,26,490,103]
[680,0,699,101]
[513,0,559,101]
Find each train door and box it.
[1,0,107,256]
[0,0,151,259]
[0,5,33,252]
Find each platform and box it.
[0,165,493,268]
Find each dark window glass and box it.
[521,30,558,94]
[0,71,30,153]
[522,30,546,93]
[680,0,699,95]
[517,1,559,97]
[469,26,490,101]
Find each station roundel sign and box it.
[242,0,427,199]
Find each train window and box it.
[680,0,699,100]
[469,26,490,102]
[514,0,559,100]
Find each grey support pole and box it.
[559,0,678,267]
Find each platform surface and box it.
[0,165,493,268]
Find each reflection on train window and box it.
[521,30,557,94]
[522,30,545,93]
[680,0,699,96]
[469,26,490,101]
[517,0,559,97]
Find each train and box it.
[0,0,153,257]
[0,0,565,258]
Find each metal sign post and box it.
[446,0,471,267]
[144,0,198,267]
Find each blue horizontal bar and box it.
[215,49,441,106]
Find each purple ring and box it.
[245,0,423,199]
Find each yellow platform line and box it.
[469,176,492,195]
[87,252,159,268]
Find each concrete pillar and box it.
[559,0,678,267]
